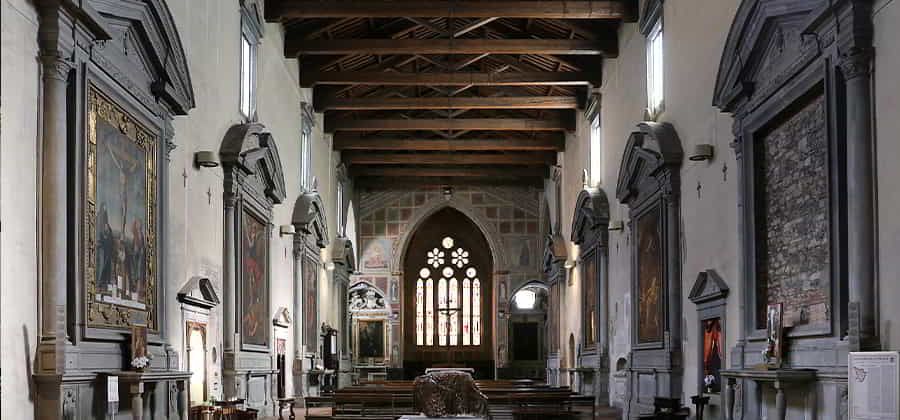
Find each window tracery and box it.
[415,236,481,347]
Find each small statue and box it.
[413,371,488,418]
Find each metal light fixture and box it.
[194,151,219,168]
[608,220,624,231]
[564,259,577,269]
[279,225,297,236]
[689,144,715,162]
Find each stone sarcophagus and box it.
[413,371,489,417]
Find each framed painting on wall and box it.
[241,210,270,350]
[303,254,319,354]
[358,320,385,359]
[701,318,723,393]
[636,205,663,345]
[84,84,159,332]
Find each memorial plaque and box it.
[849,351,899,420]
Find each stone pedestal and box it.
[118,371,191,420]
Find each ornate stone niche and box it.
[331,237,356,387]
[688,270,729,399]
[712,2,876,419]
[290,191,329,395]
[569,188,611,399]
[33,0,195,418]
[220,122,287,413]
[615,121,683,418]
[543,233,567,386]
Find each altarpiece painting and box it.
[241,211,269,348]
[85,85,158,330]
[636,206,663,344]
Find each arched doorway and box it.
[402,207,494,378]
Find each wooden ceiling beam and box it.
[354,176,545,189]
[319,95,578,111]
[343,151,556,165]
[301,71,595,87]
[325,116,575,132]
[333,136,565,151]
[270,1,628,19]
[350,166,549,178]
[287,38,613,56]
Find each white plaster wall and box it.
[0,0,40,416]
[557,0,740,406]
[162,0,342,399]
[873,0,900,352]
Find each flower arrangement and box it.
[131,355,151,370]
[703,374,717,393]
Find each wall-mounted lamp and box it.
[607,220,624,231]
[564,259,577,270]
[194,151,219,168]
[442,185,454,201]
[324,261,336,272]
[688,144,715,162]
[279,225,297,236]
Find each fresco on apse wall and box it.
[362,238,393,270]
[241,211,269,348]
[754,93,831,330]
[86,85,158,330]
[357,187,541,276]
[359,320,386,358]
[636,206,663,344]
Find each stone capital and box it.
[40,54,74,81]
[839,48,873,81]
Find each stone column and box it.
[292,236,305,396]
[841,48,877,351]
[222,189,237,352]
[598,248,609,357]
[39,54,72,349]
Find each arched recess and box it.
[505,281,550,380]
[401,207,495,379]
[569,187,611,398]
[220,122,286,408]
[615,121,683,418]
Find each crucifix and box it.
[436,305,461,366]
[206,187,212,205]
[182,168,188,187]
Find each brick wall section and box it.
[755,93,831,329]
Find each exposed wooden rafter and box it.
[333,135,565,151]
[325,116,575,132]
[319,96,578,111]
[343,151,557,165]
[286,38,613,57]
[301,71,595,88]
[269,1,628,20]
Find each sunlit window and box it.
[646,20,664,116]
[514,289,537,310]
[415,237,482,347]
[590,114,602,186]
[239,33,256,118]
[300,129,312,191]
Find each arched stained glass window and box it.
[415,236,482,347]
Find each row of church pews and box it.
[307,380,607,420]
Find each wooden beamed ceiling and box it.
[267,0,632,187]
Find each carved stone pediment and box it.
[273,307,292,328]
[292,192,329,247]
[349,282,386,311]
[688,270,730,305]
[570,188,611,247]
[331,237,356,271]
[92,0,195,114]
[615,122,683,206]
[712,0,824,114]
[220,122,287,204]
[177,277,220,309]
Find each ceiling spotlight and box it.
[194,151,220,168]
[689,144,715,162]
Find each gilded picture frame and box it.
[84,84,158,331]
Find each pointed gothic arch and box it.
[401,207,495,378]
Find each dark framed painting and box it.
[303,254,319,354]
[701,318,723,393]
[84,84,158,331]
[636,206,663,344]
[582,251,598,346]
[358,320,385,359]
[241,209,270,349]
